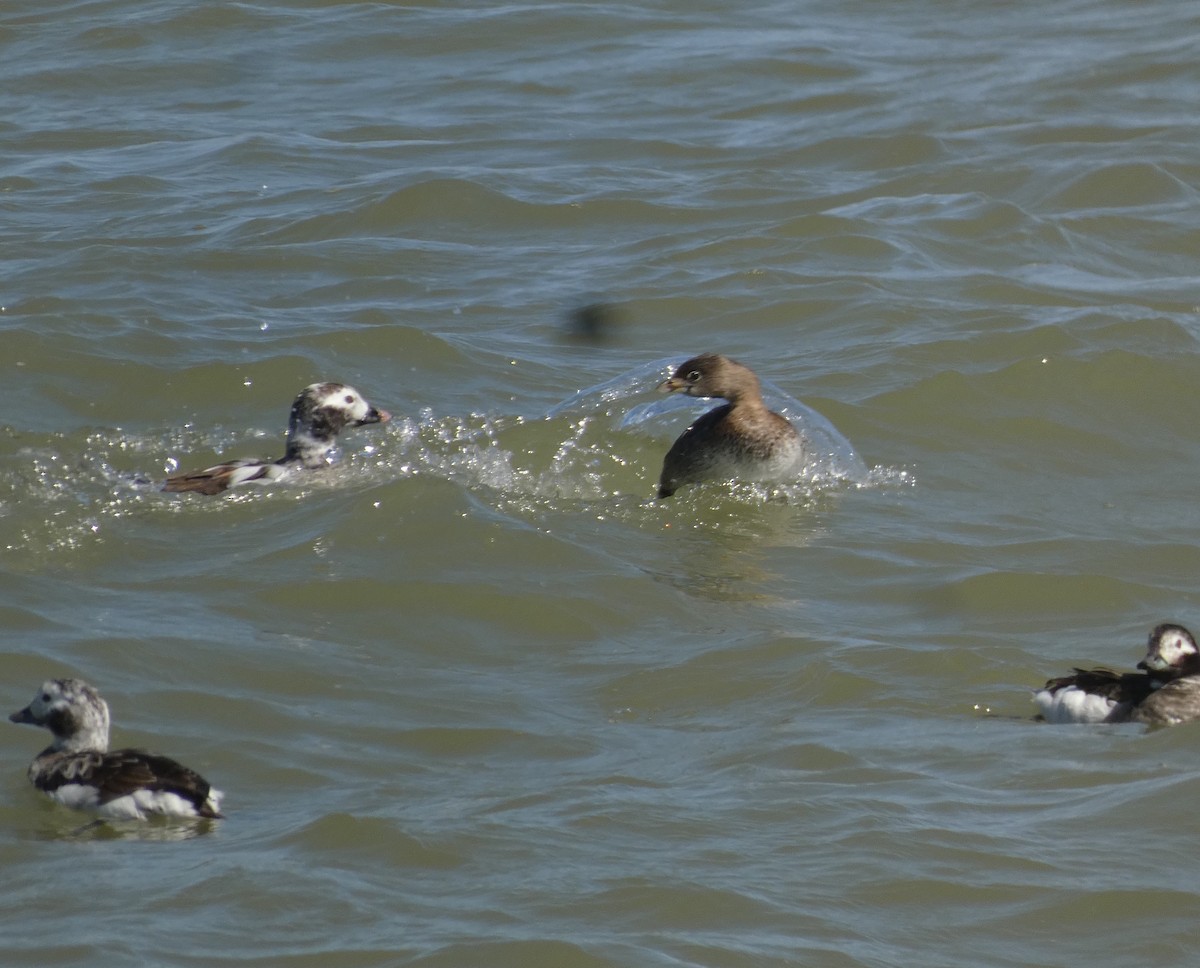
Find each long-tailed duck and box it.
[163,382,390,495]
[9,678,224,820]
[1034,623,1200,725]
[655,353,804,499]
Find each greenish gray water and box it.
[4,1,1200,965]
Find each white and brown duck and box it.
[163,382,390,495]
[655,353,804,499]
[1035,623,1200,726]
[9,678,224,821]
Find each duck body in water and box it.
[655,353,804,499]
[163,382,389,495]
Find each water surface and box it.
[4,1,1200,966]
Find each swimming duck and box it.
[1034,623,1200,725]
[655,354,804,499]
[9,678,224,820]
[163,382,390,495]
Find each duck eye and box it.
[41,693,50,703]
[344,395,355,405]
[686,370,701,382]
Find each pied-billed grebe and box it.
[163,382,390,495]
[655,353,804,499]
[9,678,224,820]
[1035,623,1200,725]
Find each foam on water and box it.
[0,359,907,559]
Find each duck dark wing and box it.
[1042,668,1159,706]
[163,460,271,495]
[162,470,234,495]
[33,750,108,794]
[657,405,734,498]
[92,749,223,818]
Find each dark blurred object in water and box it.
[566,302,620,343]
